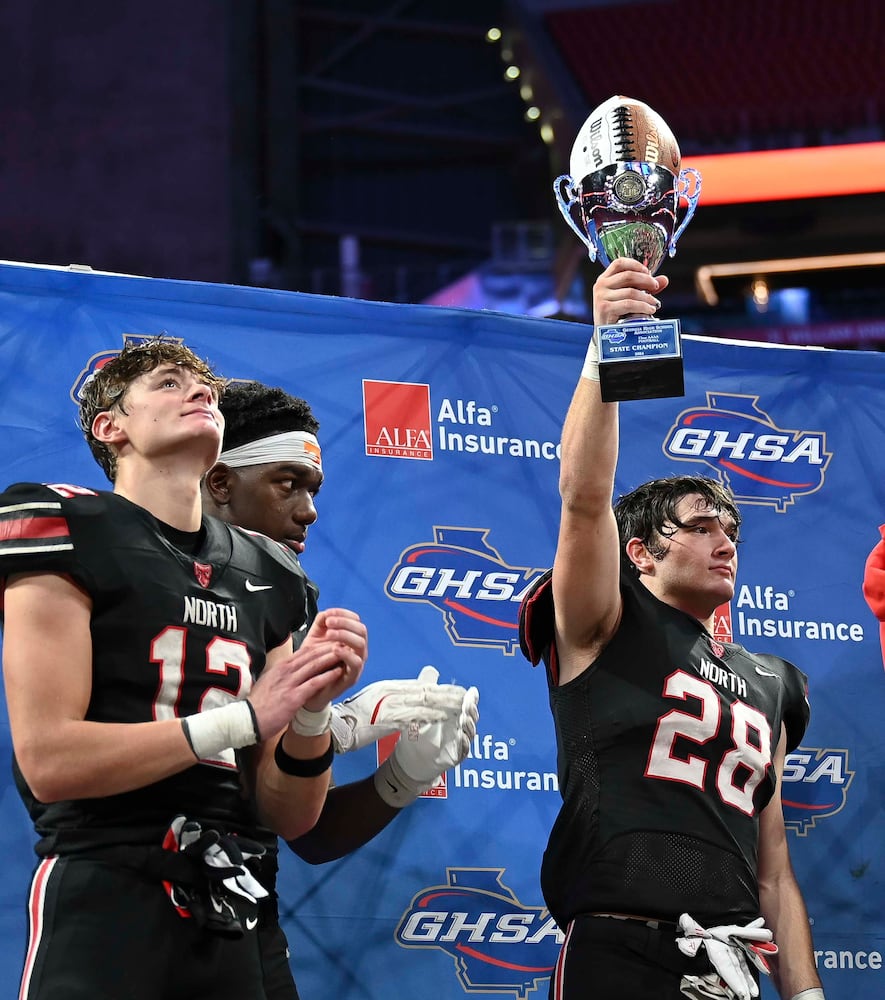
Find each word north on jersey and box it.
[183,596,239,632]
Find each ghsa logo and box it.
[69,333,183,403]
[781,747,854,836]
[662,393,831,512]
[395,868,562,1000]
[384,527,545,655]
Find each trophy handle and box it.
[553,174,599,261]
[668,167,702,257]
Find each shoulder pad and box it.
[0,482,115,585]
[755,653,810,752]
[518,569,553,665]
[0,482,77,576]
[227,524,318,628]
[234,526,306,575]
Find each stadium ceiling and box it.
[250,1,885,318]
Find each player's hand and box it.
[249,610,367,738]
[592,257,668,327]
[373,679,479,807]
[298,608,369,711]
[329,665,471,754]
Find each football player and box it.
[202,380,479,999]
[1,339,368,999]
[518,259,824,1000]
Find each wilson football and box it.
[569,95,681,182]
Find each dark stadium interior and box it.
[1,0,882,348]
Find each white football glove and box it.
[677,913,778,1000]
[373,678,479,808]
[329,665,468,754]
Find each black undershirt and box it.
[157,521,205,555]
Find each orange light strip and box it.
[695,251,885,306]
[683,143,885,205]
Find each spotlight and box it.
[486,27,502,43]
[504,65,520,81]
[525,106,541,121]
[540,124,555,144]
[752,278,770,312]
[519,84,533,102]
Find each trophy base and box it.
[596,317,685,402]
[599,356,685,402]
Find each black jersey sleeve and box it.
[0,482,102,592]
[518,569,553,665]
[228,525,318,643]
[755,652,811,752]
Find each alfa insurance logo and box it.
[662,393,831,512]
[363,379,432,460]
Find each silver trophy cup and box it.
[554,96,702,401]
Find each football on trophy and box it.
[569,95,681,183]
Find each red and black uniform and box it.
[519,569,809,999]
[0,483,314,1000]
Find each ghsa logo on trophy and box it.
[554,95,702,402]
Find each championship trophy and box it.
[554,95,701,401]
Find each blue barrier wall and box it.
[0,261,883,998]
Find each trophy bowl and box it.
[553,96,702,401]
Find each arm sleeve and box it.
[518,569,553,666]
[0,483,86,583]
[755,653,811,752]
[862,525,885,621]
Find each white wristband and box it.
[182,700,259,760]
[581,336,600,381]
[790,990,825,1000]
[290,704,332,737]
[373,754,421,809]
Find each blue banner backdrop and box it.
[0,261,883,999]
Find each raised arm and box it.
[552,259,667,683]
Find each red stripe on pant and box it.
[19,857,58,1000]
[551,920,575,999]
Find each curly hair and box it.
[79,337,226,482]
[614,475,741,574]
[219,381,319,451]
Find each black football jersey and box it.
[519,569,810,929]
[0,482,316,855]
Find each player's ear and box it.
[625,537,654,574]
[204,463,233,505]
[91,410,127,446]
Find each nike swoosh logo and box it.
[245,580,273,592]
[246,916,258,931]
[386,779,399,793]
[755,666,778,678]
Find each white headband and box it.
[219,430,323,474]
